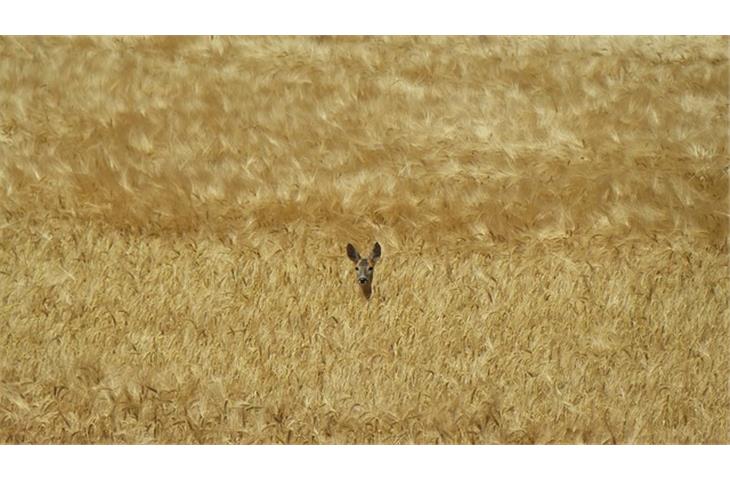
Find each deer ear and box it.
[370,242,382,264]
[346,243,360,262]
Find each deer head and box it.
[346,242,382,300]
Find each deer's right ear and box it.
[346,243,360,263]
[370,242,382,264]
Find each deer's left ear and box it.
[346,243,360,263]
[370,242,382,264]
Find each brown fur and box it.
[346,242,381,299]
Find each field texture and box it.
[0,36,728,444]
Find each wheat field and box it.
[0,36,728,444]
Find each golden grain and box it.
[0,36,728,444]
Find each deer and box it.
[346,242,382,300]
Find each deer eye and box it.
[368,267,373,271]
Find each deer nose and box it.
[358,278,368,284]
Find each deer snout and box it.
[358,277,368,284]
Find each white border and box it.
[1,0,729,34]
[1,445,730,480]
